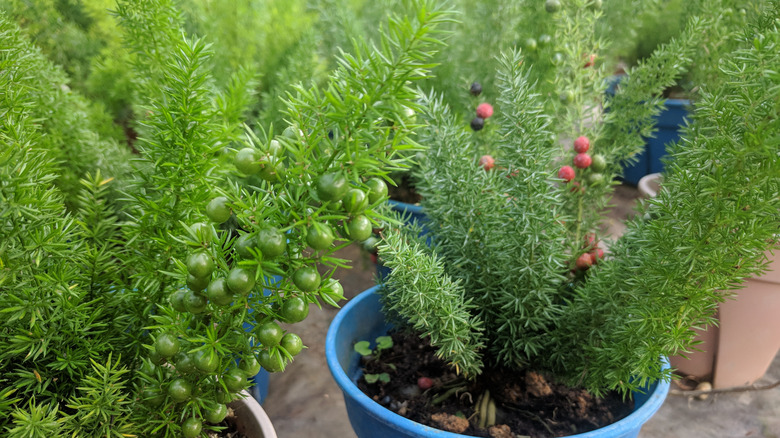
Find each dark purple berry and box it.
[470,117,485,131]
[469,82,482,96]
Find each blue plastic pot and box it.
[378,200,429,279]
[620,97,691,186]
[326,286,670,438]
[243,275,283,404]
[606,75,692,186]
[388,199,426,225]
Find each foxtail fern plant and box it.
[377,0,780,398]
[0,0,454,436]
[0,13,136,437]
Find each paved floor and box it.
[262,184,780,438]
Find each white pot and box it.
[638,172,663,198]
[230,391,278,438]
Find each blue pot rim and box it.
[326,286,671,438]
[607,74,692,108]
[387,199,424,215]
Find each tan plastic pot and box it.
[711,251,780,388]
[230,391,278,438]
[640,173,780,388]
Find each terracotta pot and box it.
[711,251,780,388]
[230,391,278,438]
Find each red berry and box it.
[584,54,596,68]
[479,155,495,171]
[417,377,433,390]
[589,248,605,264]
[558,165,575,182]
[476,103,494,119]
[583,233,598,249]
[573,136,590,153]
[573,153,592,169]
[575,253,593,270]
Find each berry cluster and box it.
[155,124,391,428]
[468,81,494,132]
[574,233,604,271]
[557,135,607,191]
[471,103,493,131]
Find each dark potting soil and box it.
[209,408,248,438]
[388,172,422,205]
[357,331,634,438]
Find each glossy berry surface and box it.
[479,155,495,171]
[476,102,494,119]
[417,377,433,390]
[590,247,605,264]
[591,154,607,172]
[469,81,482,96]
[573,153,592,169]
[587,172,605,185]
[558,165,575,182]
[573,136,590,153]
[575,253,593,270]
[545,0,561,13]
[470,117,485,131]
[206,196,231,223]
[293,266,321,292]
[583,233,598,249]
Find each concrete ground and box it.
[262,184,780,438]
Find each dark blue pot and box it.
[378,200,429,279]
[243,275,283,404]
[387,199,426,225]
[621,97,691,185]
[326,287,670,438]
[606,75,692,186]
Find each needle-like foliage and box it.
[378,0,780,398]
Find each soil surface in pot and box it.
[209,408,248,438]
[388,172,421,205]
[358,331,634,438]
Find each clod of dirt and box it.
[488,424,513,438]
[525,371,553,397]
[695,381,713,401]
[431,412,470,434]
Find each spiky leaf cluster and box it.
[548,12,780,395]
[380,50,570,374]
[379,228,485,376]
[122,0,454,436]
[1,0,454,435]
[0,14,134,436]
[379,1,780,398]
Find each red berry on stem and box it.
[583,233,598,249]
[417,377,433,390]
[573,153,592,169]
[479,155,495,171]
[573,136,590,153]
[590,247,605,264]
[575,253,593,270]
[476,103,494,119]
[558,165,575,182]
